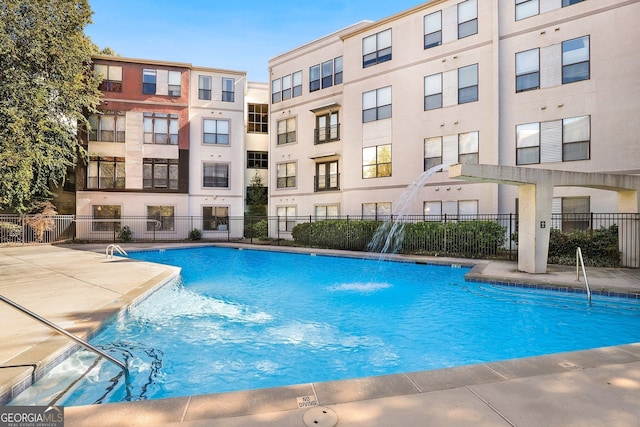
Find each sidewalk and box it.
[1,244,639,426]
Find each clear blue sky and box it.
[86,0,426,82]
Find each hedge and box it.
[548,225,619,267]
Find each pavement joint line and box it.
[402,373,423,393]
[311,382,320,406]
[483,363,509,380]
[465,385,517,427]
[180,396,192,422]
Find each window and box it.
[248,103,268,133]
[168,71,181,96]
[271,79,281,103]
[515,0,538,20]
[424,73,443,110]
[424,200,478,217]
[277,117,296,144]
[458,131,479,164]
[558,197,590,232]
[277,206,296,232]
[362,86,392,123]
[424,137,443,171]
[562,36,590,84]
[516,122,540,165]
[516,48,540,92]
[222,78,234,102]
[362,144,392,178]
[143,158,178,190]
[143,113,179,145]
[458,64,478,104]
[94,64,122,92]
[424,11,442,49]
[282,74,292,100]
[321,60,333,89]
[143,69,181,96]
[315,205,339,218]
[87,157,125,189]
[272,72,302,102]
[315,112,339,143]
[292,71,302,97]
[203,206,229,231]
[310,65,320,92]
[247,151,268,169]
[147,206,174,231]
[276,162,296,188]
[198,75,212,100]
[516,116,590,165]
[310,59,341,92]
[203,162,229,188]
[92,205,121,232]
[363,29,392,68]
[203,119,229,145]
[362,202,391,219]
[563,116,590,161]
[88,111,125,142]
[143,69,156,94]
[315,160,339,191]
[458,0,478,39]
[334,57,343,85]
[563,0,584,6]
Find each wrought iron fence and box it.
[0,215,75,244]
[1,213,638,267]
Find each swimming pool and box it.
[11,247,640,406]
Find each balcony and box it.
[314,124,340,144]
[314,173,340,192]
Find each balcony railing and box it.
[314,173,340,192]
[314,124,340,144]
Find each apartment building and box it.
[268,0,640,234]
[76,56,256,240]
[188,66,247,238]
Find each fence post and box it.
[277,215,280,245]
[308,215,312,248]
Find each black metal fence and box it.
[1,213,638,267]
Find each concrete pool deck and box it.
[0,243,639,426]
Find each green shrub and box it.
[117,225,133,243]
[292,219,506,257]
[548,225,619,267]
[0,221,23,242]
[189,228,202,241]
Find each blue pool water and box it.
[13,247,640,406]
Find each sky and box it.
[85,0,427,82]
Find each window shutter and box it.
[540,120,562,163]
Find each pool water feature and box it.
[10,247,640,406]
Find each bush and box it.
[189,228,202,241]
[292,219,506,257]
[548,225,619,267]
[0,221,23,242]
[244,217,268,240]
[117,225,133,243]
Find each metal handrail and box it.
[576,247,592,303]
[106,244,128,258]
[0,294,131,384]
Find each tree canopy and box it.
[0,0,101,213]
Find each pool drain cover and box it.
[303,406,337,427]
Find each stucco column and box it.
[517,183,553,273]
[617,190,639,267]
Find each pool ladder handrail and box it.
[0,294,131,384]
[106,244,128,259]
[576,247,592,303]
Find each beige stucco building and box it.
[267,0,640,235]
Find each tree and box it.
[0,0,101,213]
[246,172,267,217]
